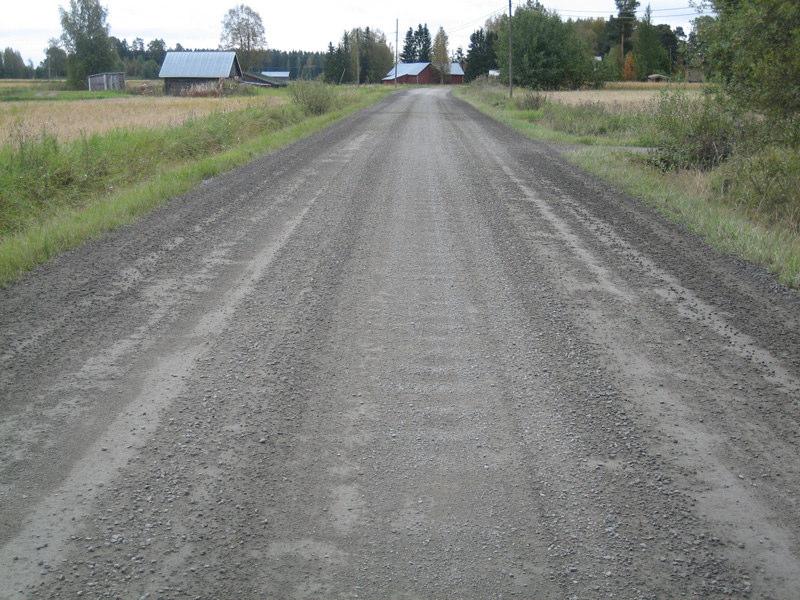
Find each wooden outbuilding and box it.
[448,62,465,85]
[383,62,464,85]
[159,51,243,95]
[88,72,125,91]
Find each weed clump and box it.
[514,91,547,111]
[648,92,737,171]
[714,146,800,230]
[289,81,337,116]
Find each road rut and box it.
[1,88,799,599]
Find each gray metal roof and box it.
[383,62,430,80]
[383,62,464,80]
[159,52,241,79]
[262,71,290,78]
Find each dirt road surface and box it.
[2,89,799,599]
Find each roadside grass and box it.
[573,148,800,287]
[456,82,800,288]
[0,85,392,286]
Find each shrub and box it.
[714,146,800,230]
[648,92,737,171]
[535,101,650,141]
[514,91,547,111]
[288,81,337,116]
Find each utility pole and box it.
[508,0,513,98]
[355,29,360,86]
[395,18,399,88]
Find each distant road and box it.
[1,88,799,599]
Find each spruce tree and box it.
[400,28,416,62]
[415,24,432,62]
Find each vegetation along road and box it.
[1,88,799,598]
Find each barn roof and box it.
[262,71,290,78]
[159,52,242,79]
[450,62,465,76]
[383,62,430,80]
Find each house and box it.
[383,62,434,85]
[159,51,243,95]
[382,62,464,85]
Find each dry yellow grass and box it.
[603,81,707,90]
[542,86,704,111]
[0,94,287,144]
[0,79,60,89]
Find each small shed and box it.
[449,62,465,84]
[647,73,670,82]
[383,62,434,85]
[159,51,243,95]
[88,72,125,91]
[262,71,290,80]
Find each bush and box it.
[514,91,547,111]
[288,81,337,116]
[648,92,737,171]
[714,146,800,230]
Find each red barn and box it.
[382,62,434,85]
[383,62,465,85]
[448,62,465,84]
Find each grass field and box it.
[0,84,392,285]
[541,86,702,109]
[0,92,286,144]
[456,82,800,288]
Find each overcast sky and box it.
[3,1,706,65]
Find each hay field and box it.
[0,94,287,145]
[543,84,704,110]
[0,79,61,90]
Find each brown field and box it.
[0,94,287,145]
[0,79,62,89]
[542,83,705,110]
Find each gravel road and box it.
[2,88,799,599]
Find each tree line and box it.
[3,0,328,87]
[461,0,708,88]
[323,28,393,84]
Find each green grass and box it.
[455,86,655,147]
[456,83,800,288]
[572,148,800,287]
[0,88,127,102]
[0,85,392,286]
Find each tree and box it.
[2,48,28,78]
[497,2,593,89]
[464,28,498,82]
[415,24,432,62]
[634,6,670,78]
[655,24,680,72]
[614,0,640,66]
[324,27,392,84]
[400,27,417,62]
[146,39,167,66]
[59,0,117,88]
[431,27,449,83]
[569,17,608,57]
[623,51,637,80]
[220,4,266,72]
[43,40,68,78]
[703,0,800,116]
